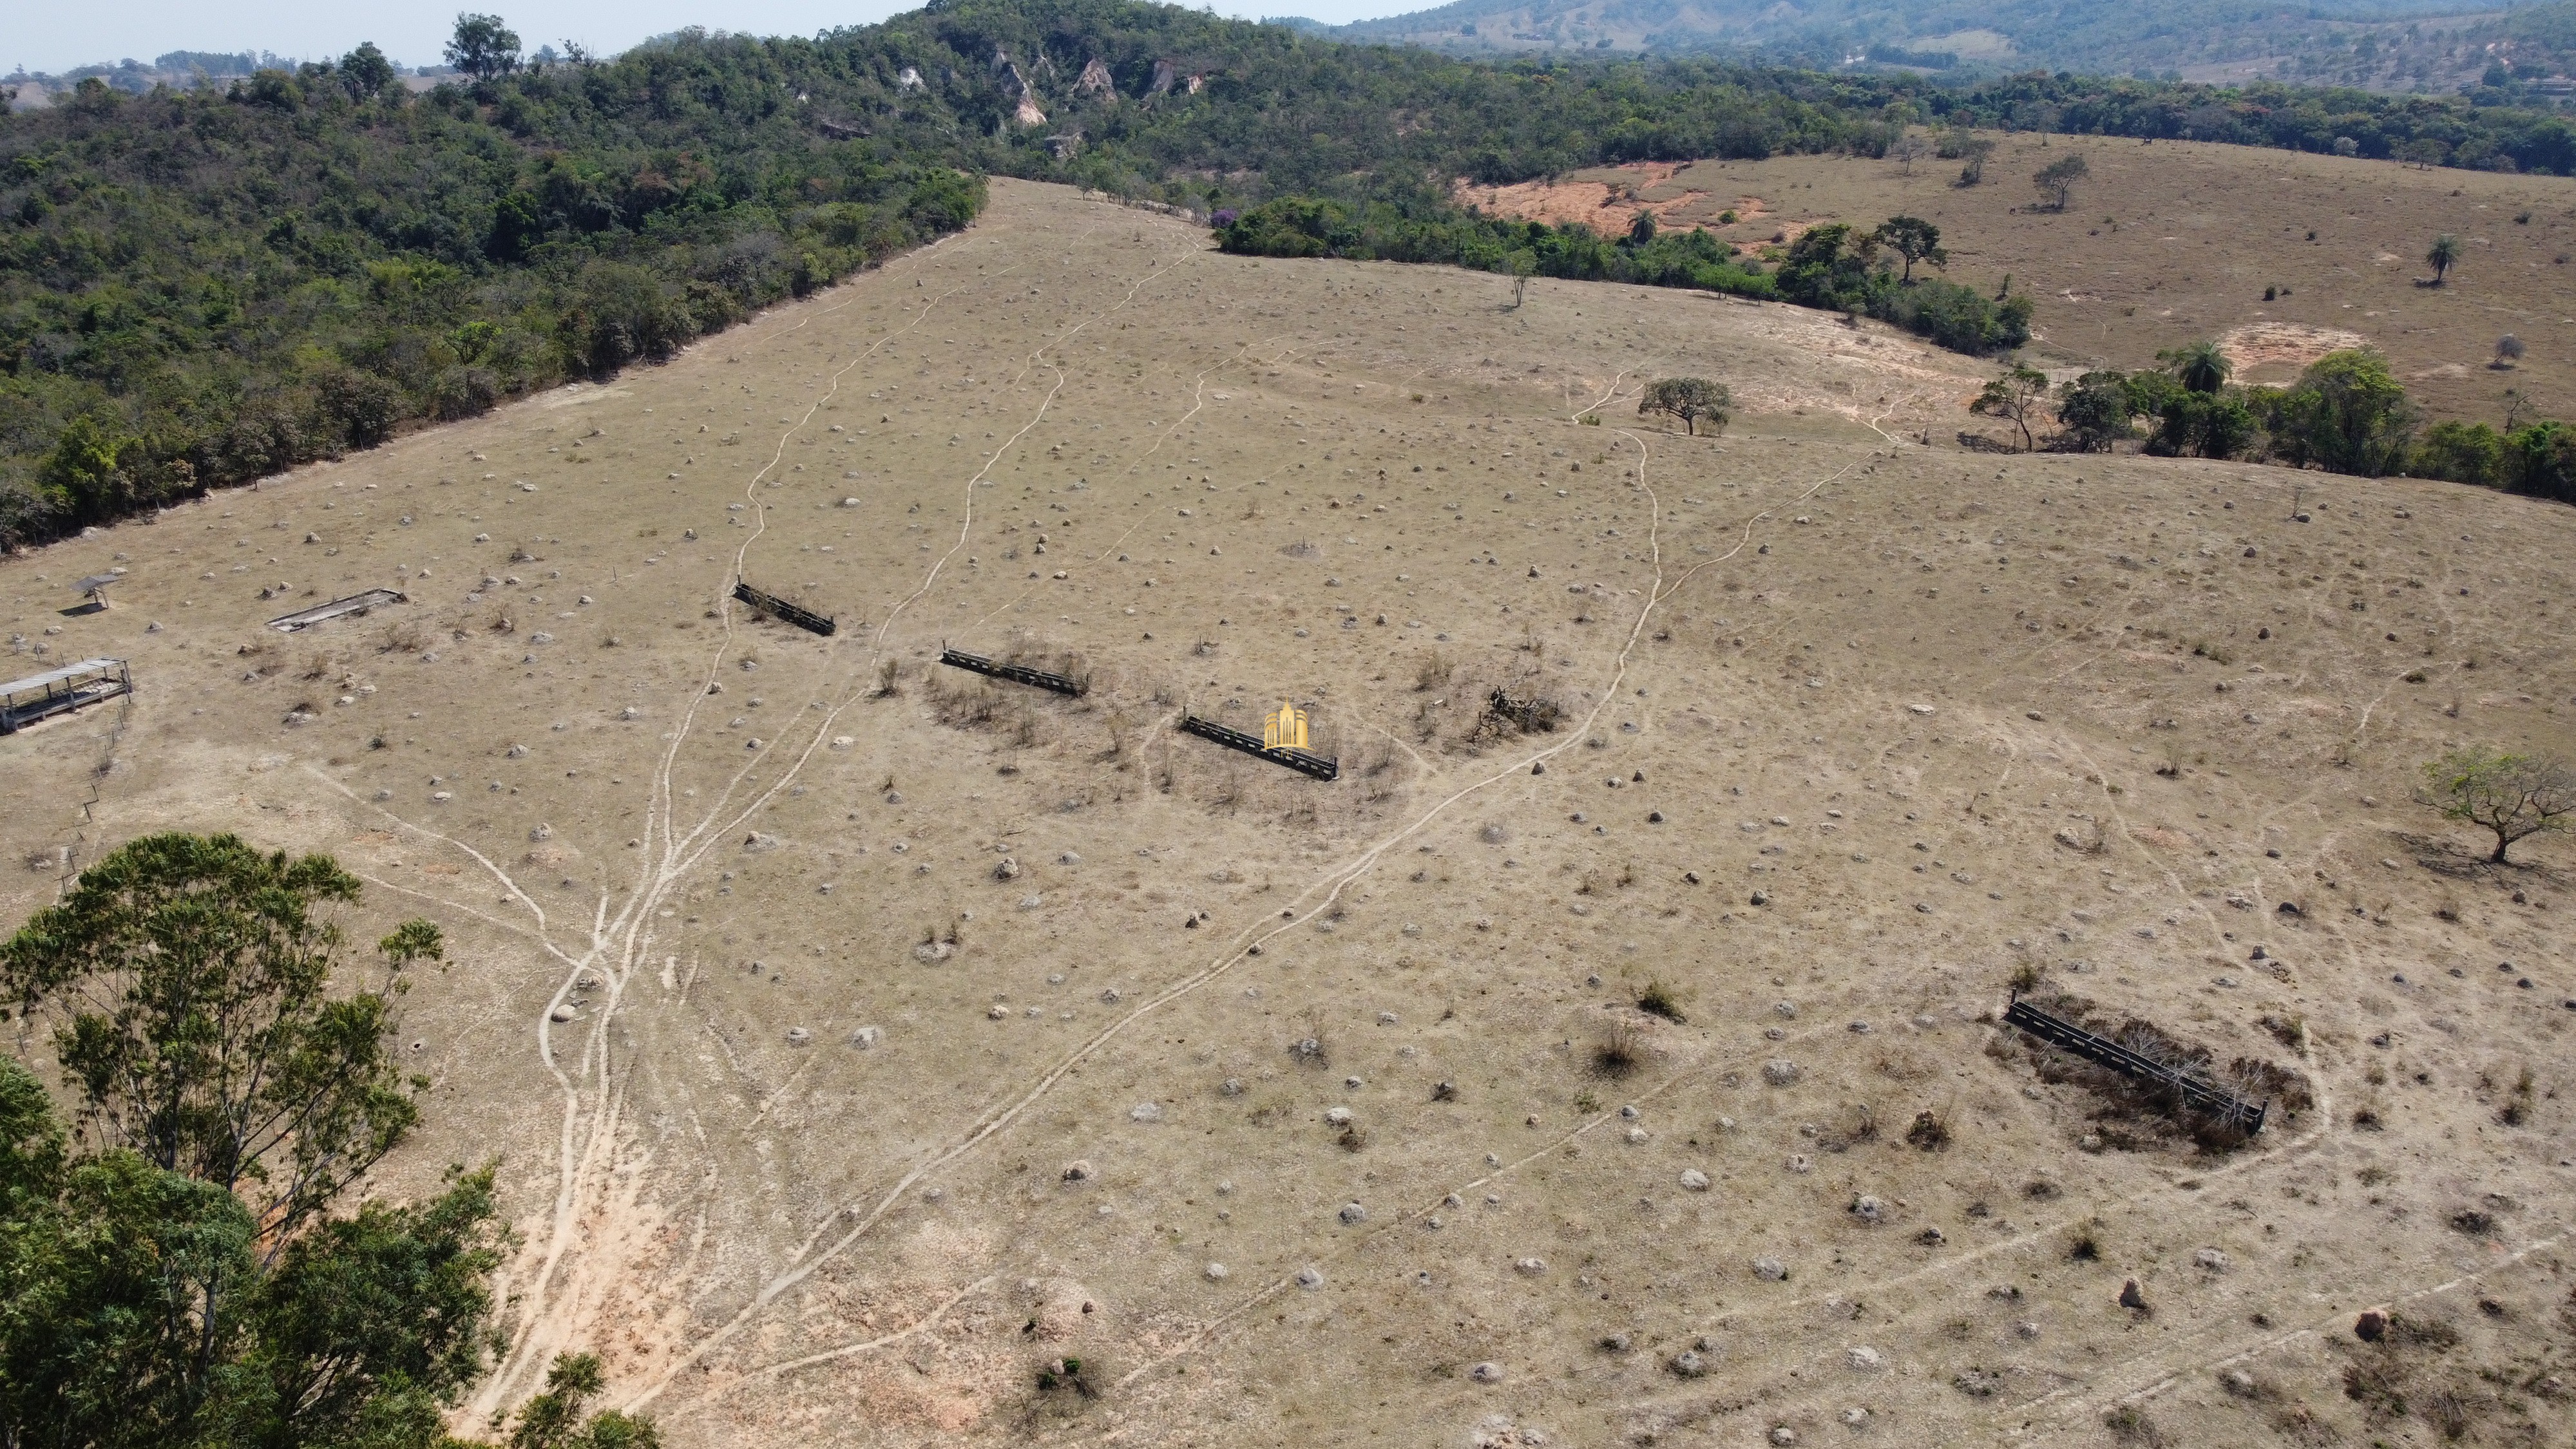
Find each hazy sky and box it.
[12,0,1417,75]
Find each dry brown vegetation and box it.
[1477,137,2576,426]
[0,178,2570,1448]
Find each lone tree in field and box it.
[1639,377,1731,435]
[1872,216,1947,282]
[1972,363,2050,452]
[444,13,522,80]
[2159,337,2233,393]
[2426,234,2463,286]
[2033,154,2090,211]
[2421,746,2576,863]
[2492,334,2526,369]
[1889,133,1929,175]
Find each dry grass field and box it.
[3,176,2573,1448]
[1462,135,2576,425]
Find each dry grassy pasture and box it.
[1464,135,2576,426]
[3,177,2572,1448]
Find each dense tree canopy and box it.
[0,833,651,1448]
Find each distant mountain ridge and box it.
[1289,0,2576,95]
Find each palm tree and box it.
[2427,234,2462,286]
[2158,338,2232,394]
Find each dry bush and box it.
[1591,1017,1641,1077]
[377,621,425,654]
[2267,1403,2339,1445]
[2342,1360,2408,1425]
[1359,744,1400,801]
[1002,632,1092,692]
[1906,1109,1952,1150]
[1636,980,1684,1023]
[873,658,901,697]
[1817,1103,1876,1150]
[1478,683,1563,739]
[928,674,1002,729]
[2102,1405,2164,1447]
[1414,649,1453,692]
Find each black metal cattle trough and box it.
[939,647,1086,697]
[2003,991,2267,1135]
[1178,715,1339,781]
[734,580,835,636]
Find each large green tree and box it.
[2260,349,2416,477]
[2421,747,2576,863]
[1,833,439,1244]
[0,833,653,1449]
[1870,215,1945,283]
[1638,376,1732,435]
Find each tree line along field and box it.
[14,0,2576,551]
[1,180,2571,1447]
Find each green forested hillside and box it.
[1315,0,2543,91]
[0,48,983,545]
[6,0,2576,543]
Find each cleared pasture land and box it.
[1465,135,2576,425]
[1,178,2570,1448]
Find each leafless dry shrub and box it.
[1591,1017,1641,1077]
[1414,649,1453,692]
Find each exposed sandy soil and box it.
[1467,137,2576,424]
[5,177,2574,1448]
[2217,321,2376,375]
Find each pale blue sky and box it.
[12,0,1411,75]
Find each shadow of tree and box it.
[2396,831,2494,880]
[2394,830,2568,886]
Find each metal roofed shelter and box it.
[1,658,131,734]
[70,573,121,609]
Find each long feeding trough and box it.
[734,580,836,636]
[1,658,131,735]
[2003,990,2269,1135]
[939,645,1086,697]
[1178,714,1339,781]
[269,588,407,633]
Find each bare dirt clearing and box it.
[4,177,2573,1448]
[1474,140,2576,423]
